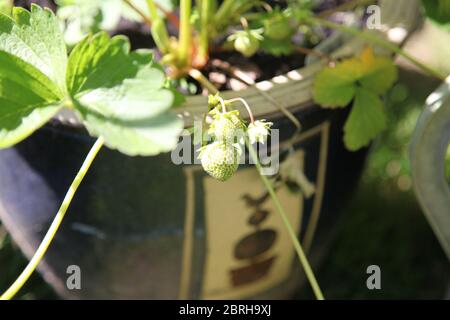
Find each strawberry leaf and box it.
[0,5,68,93]
[68,32,183,156]
[314,47,397,151]
[344,87,387,151]
[358,47,398,95]
[0,5,182,156]
[313,58,362,108]
[0,5,67,148]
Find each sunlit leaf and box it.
[0,6,66,148]
[314,47,397,151]
[359,47,398,95]
[313,58,363,108]
[68,32,183,156]
[0,5,67,93]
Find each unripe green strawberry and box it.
[208,110,246,142]
[228,30,263,57]
[263,13,291,40]
[198,142,241,181]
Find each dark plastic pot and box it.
[0,101,366,299]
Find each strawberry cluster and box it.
[197,95,272,182]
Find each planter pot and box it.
[0,0,419,299]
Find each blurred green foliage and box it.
[303,70,450,299]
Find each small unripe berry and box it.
[209,110,245,142]
[198,142,241,181]
[228,30,263,57]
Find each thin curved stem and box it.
[210,59,302,133]
[310,17,447,81]
[245,138,325,300]
[240,17,249,29]
[217,96,227,113]
[226,97,255,123]
[0,137,104,300]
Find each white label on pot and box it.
[200,163,304,300]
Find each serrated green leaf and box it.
[358,46,398,95]
[0,5,67,93]
[68,32,183,156]
[0,6,66,148]
[0,51,63,148]
[79,108,183,156]
[313,58,362,108]
[313,47,398,109]
[344,87,387,151]
[0,5,181,155]
[67,33,132,94]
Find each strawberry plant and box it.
[313,46,398,150]
[0,0,448,301]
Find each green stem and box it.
[199,0,213,62]
[246,138,325,300]
[310,17,447,81]
[178,0,192,67]
[192,69,324,300]
[146,0,171,54]
[0,137,104,300]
